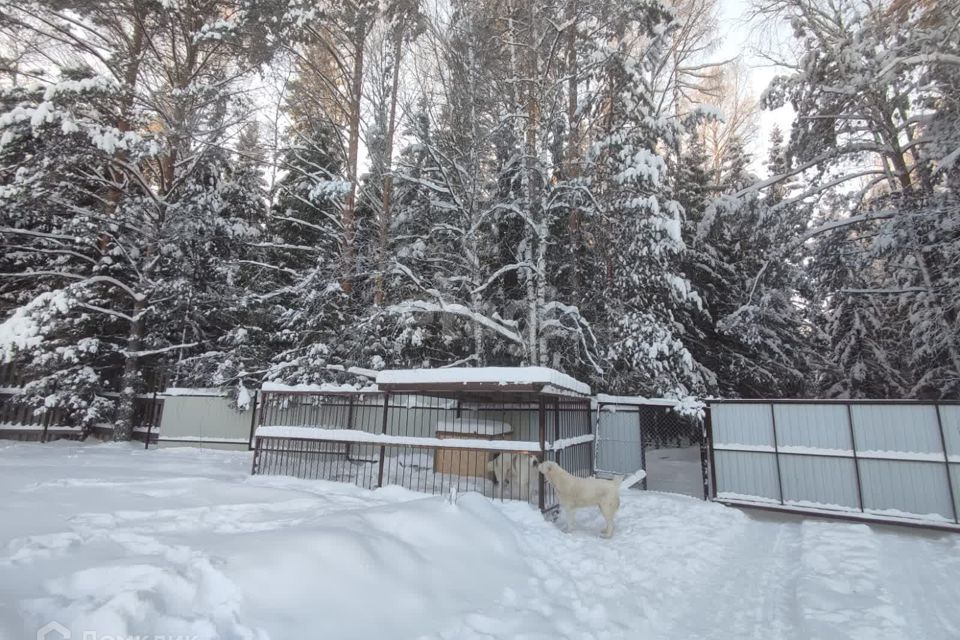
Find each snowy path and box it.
[1,441,958,640]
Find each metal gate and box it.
[595,397,708,498]
[707,399,960,530]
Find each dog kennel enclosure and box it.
[251,367,594,512]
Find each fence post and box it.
[700,408,714,500]
[144,387,160,450]
[845,404,865,512]
[708,407,718,498]
[586,400,594,477]
[636,407,648,490]
[250,437,261,475]
[40,407,51,443]
[344,395,356,461]
[377,392,390,488]
[553,398,561,469]
[538,399,546,512]
[246,390,260,451]
[934,404,959,524]
[769,404,785,505]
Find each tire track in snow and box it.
[467,493,757,639]
[797,521,908,640]
[875,529,960,640]
[669,519,803,640]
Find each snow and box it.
[161,387,228,397]
[713,442,777,453]
[644,445,705,498]
[546,433,595,451]
[714,443,955,463]
[376,366,591,396]
[260,381,379,394]
[596,394,681,407]
[254,426,541,452]
[158,436,251,444]
[236,384,251,411]
[254,425,590,452]
[718,494,960,528]
[595,394,705,417]
[434,417,513,436]
[0,290,70,361]
[2,441,960,640]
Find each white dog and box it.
[487,452,538,500]
[536,461,646,538]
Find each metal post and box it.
[144,387,160,450]
[344,395,356,461]
[934,404,959,524]
[586,401,594,477]
[699,409,712,500]
[40,407,50,443]
[769,404,785,505]
[553,398,561,469]
[245,389,260,451]
[705,407,717,498]
[637,407,648,490]
[251,437,261,475]
[846,404,865,512]
[538,399,546,511]
[377,392,390,488]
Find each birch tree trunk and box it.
[341,29,366,294]
[374,27,405,306]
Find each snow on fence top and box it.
[435,417,513,436]
[595,393,705,417]
[162,387,229,397]
[260,381,379,394]
[254,425,592,451]
[375,366,591,397]
[595,394,681,407]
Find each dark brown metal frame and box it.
[716,499,960,533]
[707,399,960,529]
[934,405,959,523]
[707,398,960,405]
[245,390,260,451]
[702,407,715,499]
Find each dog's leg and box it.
[564,505,577,532]
[599,501,616,538]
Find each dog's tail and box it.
[615,469,647,492]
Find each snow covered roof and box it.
[375,367,591,398]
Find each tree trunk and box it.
[114,300,145,441]
[374,28,405,306]
[564,0,582,299]
[341,30,366,294]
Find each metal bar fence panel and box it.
[251,390,593,513]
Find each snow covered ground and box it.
[1,441,959,640]
[643,445,704,498]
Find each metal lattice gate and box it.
[595,399,707,499]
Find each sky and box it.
[715,0,796,174]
